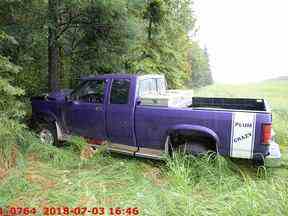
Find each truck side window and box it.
[110,79,130,104]
[71,80,105,104]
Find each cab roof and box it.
[81,73,164,80]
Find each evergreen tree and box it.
[189,42,213,88]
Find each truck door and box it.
[106,78,135,146]
[63,79,107,139]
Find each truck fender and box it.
[32,111,64,140]
[33,111,57,123]
[165,124,220,152]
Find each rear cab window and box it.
[138,79,157,97]
[138,76,167,97]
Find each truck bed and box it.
[190,97,268,112]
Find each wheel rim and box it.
[39,129,54,145]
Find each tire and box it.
[252,154,265,167]
[36,121,59,146]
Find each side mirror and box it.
[136,97,141,105]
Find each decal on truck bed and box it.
[230,112,256,159]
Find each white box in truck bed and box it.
[140,90,193,108]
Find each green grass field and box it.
[0,80,287,216]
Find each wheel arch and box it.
[31,111,64,140]
[165,124,220,153]
[32,111,58,124]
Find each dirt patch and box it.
[27,153,40,161]
[77,195,90,206]
[80,146,97,160]
[26,174,56,189]
[0,167,8,180]
[8,198,26,211]
[0,144,19,169]
[77,195,114,207]
[0,144,19,180]
[143,166,166,186]
[101,196,114,206]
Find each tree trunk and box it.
[148,17,152,41]
[48,0,59,91]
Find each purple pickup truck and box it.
[31,74,281,163]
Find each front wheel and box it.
[37,122,59,146]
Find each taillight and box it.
[262,123,272,144]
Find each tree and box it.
[0,31,25,119]
[125,0,196,88]
[48,0,60,91]
[0,31,29,170]
[0,0,49,96]
[189,42,213,88]
[0,0,211,93]
[144,0,165,41]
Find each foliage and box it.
[189,42,213,88]
[143,0,165,41]
[0,31,26,169]
[0,0,212,94]
[66,136,88,154]
[0,0,48,96]
[63,0,132,87]
[125,0,195,88]
[0,36,25,118]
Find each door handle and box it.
[68,100,78,105]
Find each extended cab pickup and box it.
[31,74,281,162]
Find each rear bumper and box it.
[266,141,281,159]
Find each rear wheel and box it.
[173,142,217,163]
[177,142,209,155]
[169,133,217,156]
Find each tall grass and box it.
[2,143,287,215]
[156,153,287,215]
[0,118,26,170]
